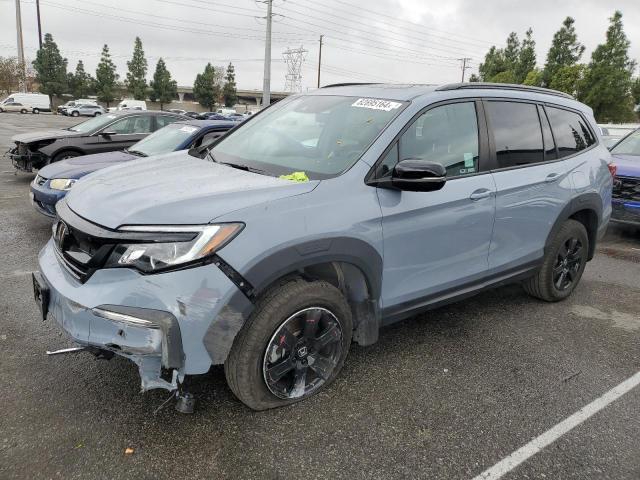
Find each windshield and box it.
[128,123,198,156]
[212,95,406,179]
[611,129,640,156]
[69,114,120,134]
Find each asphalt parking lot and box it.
[0,113,639,479]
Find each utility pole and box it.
[36,0,43,49]
[15,0,26,92]
[459,57,472,82]
[317,35,323,88]
[261,0,273,107]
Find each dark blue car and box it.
[610,128,640,227]
[30,120,235,217]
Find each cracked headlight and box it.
[50,178,77,191]
[105,223,243,273]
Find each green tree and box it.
[222,62,238,107]
[523,68,543,86]
[95,45,119,107]
[491,70,517,84]
[549,64,587,98]
[468,73,480,82]
[582,11,636,122]
[543,17,585,87]
[478,46,506,82]
[32,33,67,105]
[125,37,148,100]
[515,29,536,83]
[149,58,177,110]
[503,32,520,71]
[632,77,640,106]
[67,60,92,98]
[193,63,223,111]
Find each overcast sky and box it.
[0,0,638,92]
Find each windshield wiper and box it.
[127,149,148,157]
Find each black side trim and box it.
[212,254,255,300]
[95,305,184,369]
[382,260,541,325]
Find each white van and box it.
[109,99,147,112]
[217,107,236,115]
[1,93,50,113]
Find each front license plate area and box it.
[32,271,50,321]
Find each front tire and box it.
[71,111,79,117]
[225,278,352,410]
[20,109,27,114]
[32,108,40,114]
[52,151,80,163]
[94,112,101,116]
[523,219,589,302]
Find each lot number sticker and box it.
[352,98,402,111]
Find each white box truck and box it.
[0,93,51,113]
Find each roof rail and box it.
[435,82,574,100]
[320,82,379,89]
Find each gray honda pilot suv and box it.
[33,83,614,411]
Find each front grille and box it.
[17,142,28,155]
[613,176,640,202]
[53,220,115,283]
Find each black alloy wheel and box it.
[553,237,583,291]
[263,307,343,399]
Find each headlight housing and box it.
[105,223,243,273]
[49,178,77,191]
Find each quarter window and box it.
[486,101,543,167]
[546,107,595,158]
[395,102,479,178]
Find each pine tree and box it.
[95,45,119,107]
[503,32,520,71]
[542,17,585,87]
[515,29,536,84]
[478,46,506,82]
[223,63,238,107]
[581,11,636,122]
[193,63,223,111]
[68,60,92,98]
[32,33,67,105]
[125,37,148,100]
[149,58,177,110]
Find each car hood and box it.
[612,154,640,177]
[12,129,84,144]
[37,150,137,179]
[65,151,318,229]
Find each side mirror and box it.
[390,159,447,192]
[100,131,117,137]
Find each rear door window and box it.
[486,101,544,168]
[546,107,596,158]
[156,115,182,130]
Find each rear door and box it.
[376,100,497,318]
[91,115,154,153]
[484,99,572,272]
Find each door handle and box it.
[545,173,561,183]
[469,189,492,201]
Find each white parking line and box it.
[472,371,640,480]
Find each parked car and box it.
[8,110,187,172]
[199,112,227,120]
[58,99,98,115]
[609,127,640,226]
[0,101,31,114]
[33,83,613,411]
[1,92,50,113]
[167,108,187,115]
[225,113,246,122]
[30,120,235,217]
[66,104,107,117]
[108,99,147,112]
[185,111,201,119]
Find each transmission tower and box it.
[283,46,308,93]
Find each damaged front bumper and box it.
[7,145,49,172]
[36,238,251,392]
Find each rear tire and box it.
[225,278,352,410]
[71,111,79,117]
[94,112,101,116]
[523,219,589,302]
[20,109,27,114]
[32,108,40,114]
